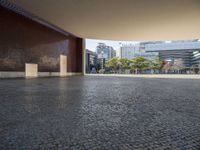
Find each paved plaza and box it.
[0,76,200,150]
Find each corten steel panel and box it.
[0,6,83,72]
[76,38,83,72]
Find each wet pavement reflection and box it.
[0,76,200,149]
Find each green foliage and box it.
[105,56,163,74]
[98,69,105,74]
[130,57,150,73]
[150,56,163,70]
[105,58,120,73]
[119,58,131,70]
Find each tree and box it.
[171,59,185,74]
[131,57,149,74]
[162,63,172,74]
[98,69,105,74]
[118,58,131,73]
[149,57,163,73]
[105,58,120,73]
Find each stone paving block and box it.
[0,76,200,149]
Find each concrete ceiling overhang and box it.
[8,0,200,41]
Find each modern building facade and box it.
[120,44,136,59]
[120,44,158,60]
[192,51,200,66]
[96,43,116,69]
[145,40,200,67]
[85,49,98,73]
[0,2,83,78]
[96,43,116,60]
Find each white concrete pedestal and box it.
[25,63,38,78]
[60,55,67,77]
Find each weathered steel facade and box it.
[0,6,83,73]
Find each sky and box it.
[86,39,139,52]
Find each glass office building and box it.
[145,40,200,67]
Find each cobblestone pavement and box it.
[1,76,200,150]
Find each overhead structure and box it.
[1,0,200,78]
[8,0,200,41]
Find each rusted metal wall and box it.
[0,6,83,72]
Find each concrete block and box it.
[60,55,67,77]
[25,63,38,78]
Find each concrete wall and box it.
[0,6,83,77]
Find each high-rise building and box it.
[96,43,116,60]
[96,43,116,69]
[120,43,158,60]
[115,49,121,58]
[120,44,136,59]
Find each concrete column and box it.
[60,55,67,77]
[82,39,86,75]
[25,63,38,78]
